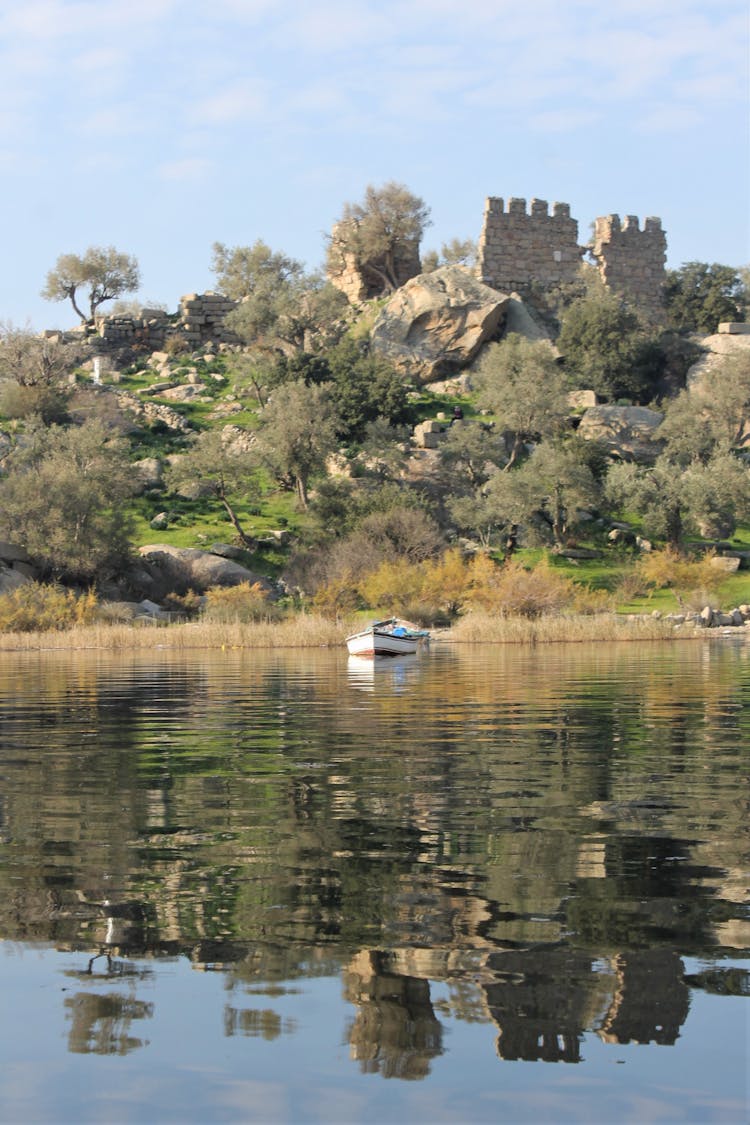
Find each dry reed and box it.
[445,611,681,644]
[0,608,690,652]
[0,613,349,652]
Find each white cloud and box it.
[636,104,705,133]
[191,78,270,124]
[530,108,602,134]
[157,157,214,181]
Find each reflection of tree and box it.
[65,990,153,1054]
[344,951,443,1080]
[0,643,747,1074]
[223,1005,295,1039]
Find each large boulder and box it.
[370,266,510,384]
[686,326,750,445]
[137,544,275,595]
[687,325,750,391]
[577,405,664,462]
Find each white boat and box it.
[345,617,430,658]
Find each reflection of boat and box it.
[345,617,430,658]
[347,654,419,692]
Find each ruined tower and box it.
[476,197,583,293]
[591,214,667,319]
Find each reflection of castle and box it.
[598,950,689,1046]
[344,950,443,1080]
[341,941,693,1070]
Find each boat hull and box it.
[345,628,421,658]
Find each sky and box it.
[1,0,748,331]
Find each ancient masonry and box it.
[327,220,422,303]
[476,197,667,317]
[94,293,240,351]
[590,214,668,319]
[477,198,582,292]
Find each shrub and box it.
[0,584,98,632]
[201,582,281,623]
[636,548,723,608]
[462,558,580,618]
[311,572,362,616]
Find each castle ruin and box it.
[590,213,667,319]
[477,197,583,293]
[327,219,422,304]
[476,196,667,318]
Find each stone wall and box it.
[591,215,667,319]
[476,197,583,293]
[476,196,668,318]
[93,292,240,353]
[178,292,240,346]
[327,220,422,303]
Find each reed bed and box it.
[0,613,349,652]
[0,608,690,652]
[444,611,681,644]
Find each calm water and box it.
[0,639,747,1124]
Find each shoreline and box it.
[1,609,744,653]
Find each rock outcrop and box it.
[0,541,38,594]
[137,545,274,595]
[577,405,664,462]
[686,324,750,446]
[370,266,510,384]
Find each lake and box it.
[0,638,747,1124]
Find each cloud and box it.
[530,108,602,134]
[157,157,214,181]
[191,79,270,124]
[636,104,705,133]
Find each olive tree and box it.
[326,182,431,295]
[0,419,135,581]
[42,246,140,324]
[254,380,341,509]
[215,240,346,356]
[0,325,82,422]
[606,453,750,548]
[475,335,570,469]
[164,428,261,547]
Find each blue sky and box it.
[2,0,748,330]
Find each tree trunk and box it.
[503,433,524,471]
[664,505,684,551]
[67,286,88,325]
[220,496,255,547]
[296,475,308,510]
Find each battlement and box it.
[477,196,667,317]
[591,214,667,316]
[477,197,583,293]
[485,197,572,220]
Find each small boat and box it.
[345,617,430,658]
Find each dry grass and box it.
[0,613,349,652]
[445,611,681,644]
[0,608,699,653]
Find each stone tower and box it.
[590,215,667,319]
[476,197,583,293]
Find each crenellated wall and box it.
[591,214,667,318]
[477,197,583,293]
[477,196,668,317]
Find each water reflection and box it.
[0,640,747,1092]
